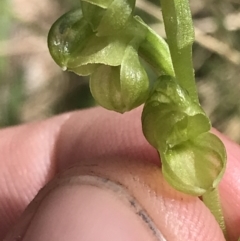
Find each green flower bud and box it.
[48,8,138,76]
[48,9,94,70]
[142,76,211,150]
[142,76,226,195]
[162,132,226,196]
[90,44,149,113]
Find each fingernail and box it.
[21,175,161,241]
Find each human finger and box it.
[1,107,239,240]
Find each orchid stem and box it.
[160,0,198,103]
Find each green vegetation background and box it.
[0,0,240,143]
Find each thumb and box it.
[4,157,225,241]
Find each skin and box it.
[0,107,240,241]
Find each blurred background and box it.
[0,0,240,143]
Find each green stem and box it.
[202,188,227,239]
[160,0,198,103]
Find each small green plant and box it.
[48,0,229,239]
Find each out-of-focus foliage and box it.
[0,0,240,143]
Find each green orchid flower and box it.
[48,3,173,113]
[90,42,149,112]
[142,76,226,196]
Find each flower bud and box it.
[142,76,211,150]
[162,132,226,195]
[90,44,149,113]
[142,76,226,195]
[48,9,93,70]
